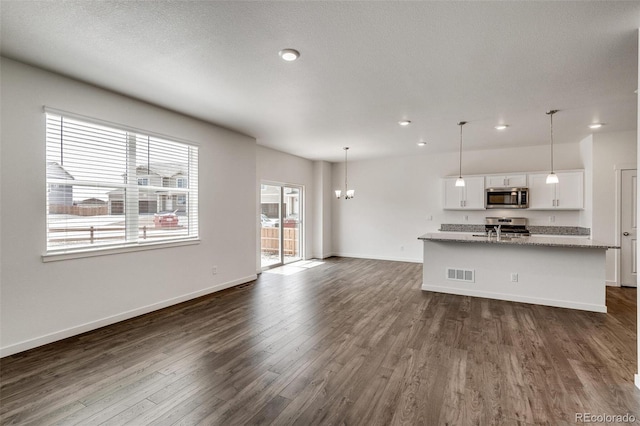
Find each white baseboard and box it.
[421,283,607,313]
[308,253,334,260]
[333,252,422,263]
[0,274,257,358]
[606,280,620,287]
[635,374,640,390]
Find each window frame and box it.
[42,107,200,262]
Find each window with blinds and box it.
[45,110,199,254]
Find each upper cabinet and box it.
[443,176,485,210]
[485,174,527,188]
[528,171,584,210]
[442,169,584,211]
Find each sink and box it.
[471,234,512,241]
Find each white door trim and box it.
[614,163,637,287]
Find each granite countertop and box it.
[418,232,619,249]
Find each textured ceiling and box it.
[1,1,638,162]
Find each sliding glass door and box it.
[282,186,302,264]
[260,183,302,269]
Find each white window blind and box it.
[45,110,199,254]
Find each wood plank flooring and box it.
[1,257,639,425]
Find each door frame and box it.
[614,163,637,286]
[259,180,305,271]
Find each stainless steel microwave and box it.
[485,187,528,209]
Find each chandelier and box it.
[335,147,354,199]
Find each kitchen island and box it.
[418,233,619,313]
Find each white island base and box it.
[420,235,612,313]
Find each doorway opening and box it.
[260,183,303,269]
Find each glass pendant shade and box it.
[546,172,559,184]
[346,189,355,199]
[455,177,465,187]
[335,190,342,199]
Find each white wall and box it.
[255,145,317,267]
[313,160,333,258]
[332,142,584,262]
[591,130,637,285]
[580,135,594,229]
[0,59,258,356]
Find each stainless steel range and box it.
[484,217,530,236]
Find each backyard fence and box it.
[49,204,108,216]
[261,227,299,256]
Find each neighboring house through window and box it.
[45,110,199,255]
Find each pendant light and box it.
[546,110,559,184]
[455,121,467,187]
[335,147,355,199]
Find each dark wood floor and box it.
[1,257,639,425]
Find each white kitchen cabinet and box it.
[443,176,485,210]
[528,171,584,210]
[485,174,527,188]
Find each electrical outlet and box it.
[464,215,469,221]
[510,273,518,282]
[212,266,218,275]
[427,215,433,221]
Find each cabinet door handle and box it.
[504,178,507,186]
[556,199,559,207]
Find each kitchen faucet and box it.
[494,225,502,241]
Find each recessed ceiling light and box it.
[279,49,300,61]
[589,123,604,129]
[494,124,509,130]
[398,120,411,126]
[417,141,427,147]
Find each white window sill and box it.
[42,238,200,262]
